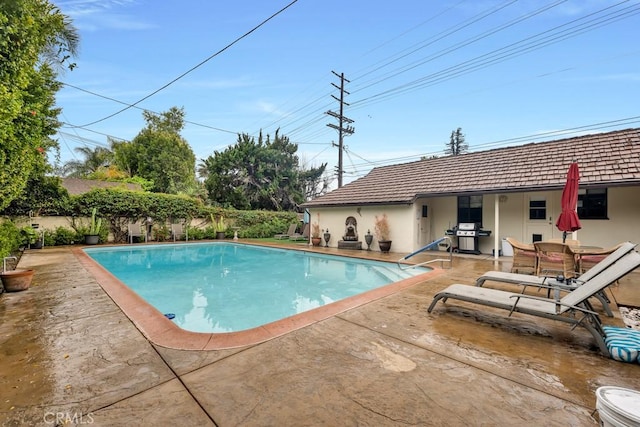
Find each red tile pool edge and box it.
[72,246,443,350]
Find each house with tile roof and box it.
[301,128,640,255]
[61,178,142,195]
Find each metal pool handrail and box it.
[397,236,453,270]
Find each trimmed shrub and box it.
[0,220,22,259]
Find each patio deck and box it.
[1,242,639,426]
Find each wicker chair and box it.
[505,237,537,274]
[534,241,579,278]
[547,238,581,248]
[578,242,625,273]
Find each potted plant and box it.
[212,215,226,239]
[84,207,102,245]
[1,257,34,292]
[20,226,40,249]
[311,223,322,246]
[374,214,392,253]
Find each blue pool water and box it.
[84,242,431,333]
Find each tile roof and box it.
[61,178,142,195]
[303,128,640,207]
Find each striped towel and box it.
[603,326,640,363]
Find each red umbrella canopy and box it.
[556,162,582,233]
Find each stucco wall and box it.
[307,205,415,253]
[311,185,640,255]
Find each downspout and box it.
[494,194,500,260]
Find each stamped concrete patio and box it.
[1,242,639,426]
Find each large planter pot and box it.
[215,232,226,240]
[378,240,392,253]
[1,269,35,292]
[84,234,99,245]
[311,237,322,246]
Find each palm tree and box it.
[62,146,114,177]
[40,5,80,72]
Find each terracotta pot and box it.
[378,240,392,253]
[311,237,322,246]
[1,269,34,292]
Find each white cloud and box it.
[53,0,154,31]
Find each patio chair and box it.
[128,223,147,244]
[547,238,581,248]
[475,242,637,317]
[171,223,187,241]
[505,237,537,274]
[578,243,627,273]
[427,250,640,356]
[290,223,310,241]
[534,241,578,278]
[274,223,297,240]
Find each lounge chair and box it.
[290,223,310,242]
[427,250,640,356]
[274,224,297,240]
[128,223,147,244]
[505,237,537,274]
[475,242,637,317]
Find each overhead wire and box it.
[340,115,640,178]
[57,1,640,180]
[66,0,300,128]
[351,1,640,108]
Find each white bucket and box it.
[596,386,640,426]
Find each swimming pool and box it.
[84,242,432,334]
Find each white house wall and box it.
[313,185,640,255]
[307,205,415,253]
[452,187,640,253]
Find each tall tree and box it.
[0,0,79,210]
[202,130,327,210]
[444,127,467,156]
[112,107,197,194]
[62,146,113,177]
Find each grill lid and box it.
[457,222,478,230]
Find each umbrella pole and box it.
[562,231,567,243]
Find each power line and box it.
[341,116,640,176]
[60,83,238,135]
[351,1,640,108]
[67,0,299,128]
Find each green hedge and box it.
[0,220,23,260]
[1,188,300,254]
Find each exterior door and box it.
[419,204,431,247]
[525,193,555,242]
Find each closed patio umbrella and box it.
[555,162,582,242]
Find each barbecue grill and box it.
[448,222,492,254]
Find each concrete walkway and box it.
[1,244,639,426]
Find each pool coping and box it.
[72,244,443,350]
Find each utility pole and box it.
[326,71,354,188]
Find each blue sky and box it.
[52,0,640,185]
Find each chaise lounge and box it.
[427,250,640,356]
[474,242,637,317]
